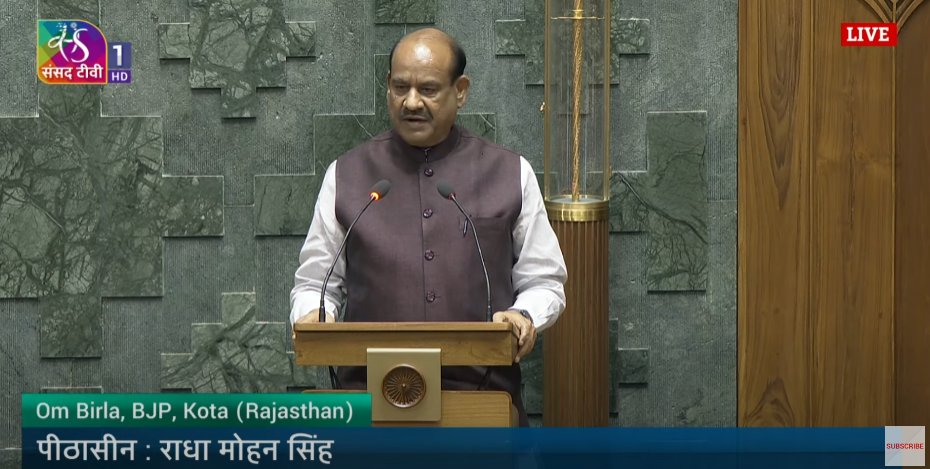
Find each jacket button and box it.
[424,250,435,261]
[424,168,434,177]
[423,208,433,218]
[426,291,436,302]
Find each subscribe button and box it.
[886,426,925,467]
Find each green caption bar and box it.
[22,393,371,428]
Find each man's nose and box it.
[403,90,424,110]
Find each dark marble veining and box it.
[374,0,436,24]
[611,112,708,291]
[161,292,325,392]
[618,348,649,384]
[0,85,224,358]
[157,0,317,118]
[253,175,316,236]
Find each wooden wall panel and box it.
[895,3,930,426]
[737,0,811,426]
[810,0,895,426]
[738,0,928,427]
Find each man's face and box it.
[387,40,469,148]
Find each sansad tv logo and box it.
[37,20,107,84]
[37,20,132,84]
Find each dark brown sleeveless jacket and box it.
[334,125,528,425]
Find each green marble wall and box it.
[0,0,736,452]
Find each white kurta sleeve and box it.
[290,161,346,325]
[508,157,568,332]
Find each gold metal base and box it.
[545,198,609,222]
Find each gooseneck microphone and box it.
[319,179,392,322]
[436,181,492,323]
[438,181,498,392]
[318,179,390,390]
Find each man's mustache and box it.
[401,110,430,120]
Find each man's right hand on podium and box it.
[296,309,337,324]
[292,309,337,339]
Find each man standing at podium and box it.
[289,27,567,426]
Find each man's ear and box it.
[454,75,470,108]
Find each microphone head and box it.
[436,181,455,199]
[370,179,391,201]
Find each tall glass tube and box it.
[542,0,611,426]
[543,0,610,219]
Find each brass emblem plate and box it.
[367,348,441,421]
[381,365,426,408]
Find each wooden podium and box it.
[293,322,519,427]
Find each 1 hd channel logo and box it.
[37,20,132,85]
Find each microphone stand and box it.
[437,182,497,391]
[445,195,493,323]
[318,180,391,390]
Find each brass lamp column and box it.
[542,0,610,426]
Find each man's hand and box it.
[492,310,537,363]
[296,308,337,325]
[292,309,336,339]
